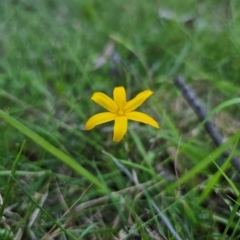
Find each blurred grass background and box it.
[1,0,240,239]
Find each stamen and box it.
[118,109,124,116]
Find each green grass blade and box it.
[11,176,78,240]
[0,109,104,190]
[118,159,155,176]
[167,129,240,191]
[0,140,25,218]
[198,136,239,203]
[203,98,240,124]
[220,194,240,240]
[213,160,239,196]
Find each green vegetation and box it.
[1,0,240,239]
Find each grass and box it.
[1,0,240,239]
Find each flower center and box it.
[117,109,125,116]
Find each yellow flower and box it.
[85,86,159,142]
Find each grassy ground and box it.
[1,0,240,239]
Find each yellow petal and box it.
[85,112,116,130]
[91,92,118,113]
[113,86,126,108]
[126,111,159,128]
[113,116,128,142]
[124,90,153,113]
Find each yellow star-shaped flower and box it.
[85,86,159,142]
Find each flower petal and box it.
[124,90,153,113]
[91,92,118,113]
[126,111,159,128]
[85,112,116,130]
[113,116,128,142]
[113,86,126,108]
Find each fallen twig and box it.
[174,76,240,172]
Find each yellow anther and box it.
[118,110,124,116]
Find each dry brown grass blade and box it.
[40,184,93,240]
